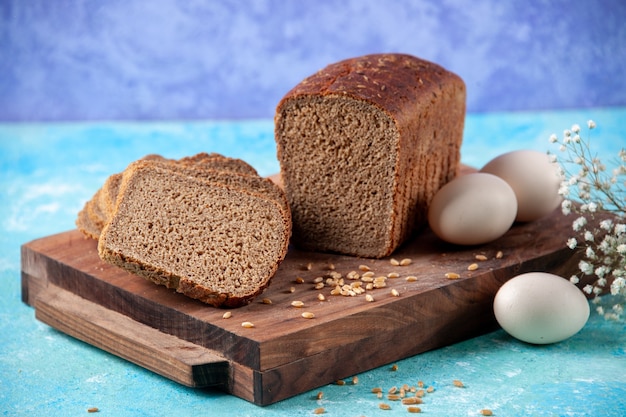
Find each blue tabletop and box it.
[1,108,625,416]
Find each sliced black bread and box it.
[97,161,291,307]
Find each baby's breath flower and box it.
[573,216,587,231]
[567,237,578,249]
[600,219,613,231]
[550,120,625,320]
[579,260,594,275]
[610,278,625,295]
[562,200,573,215]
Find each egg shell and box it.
[493,272,590,344]
[427,172,518,245]
[480,150,562,222]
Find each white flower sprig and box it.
[549,120,626,321]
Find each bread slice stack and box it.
[76,153,291,307]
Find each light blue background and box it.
[2,0,625,122]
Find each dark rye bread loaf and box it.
[97,162,291,307]
[275,53,466,258]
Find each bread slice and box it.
[97,162,291,307]
[76,153,267,240]
[134,159,290,217]
[275,53,466,258]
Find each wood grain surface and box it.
[21,203,592,405]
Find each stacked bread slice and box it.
[76,153,291,307]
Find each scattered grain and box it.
[390,258,400,266]
[496,250,504,259]
[289,286,296,293]
[295,277,305,284]
[415,389,425,397]
[365,294,375,302]
[388,386,398,394]
[291,300,305,308]
[327,263,335,270]
[402,397,422,405]
[371,387,383,394]
[391,289,400,297]
[379,403,391,410]
[335,379,345,386]
[387,394,401,401]
[400,258,412,266]
[317,293,326,301]
[87,407,99,413]
[313,276,324,283]
[302,312,315,319]
[347,271,360,280]
[313,407,325,414]
[417,381,424,388]
[405,276,418,282]
[241,321,255,328]
[445,272,461,280]
[480,410,493,416]
[315,282,325,290]
[475,254,488,261]
[391,364,399,372]
[316,391,324,400]
[362,271,375,278]
[261,298,272,305]
[453,379,465,388]
[387,272,400,278]
[352,376,359,385]
[407,406,422,413]
[222,311,232,319]
[329,271,342,279]
[467,263,479,271]
[426,386,435,393]
[359,264,371,271]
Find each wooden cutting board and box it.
[21,204,593,405]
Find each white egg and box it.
[427,173,517,245]
[493,272,590,344]
[480,150,562,222]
